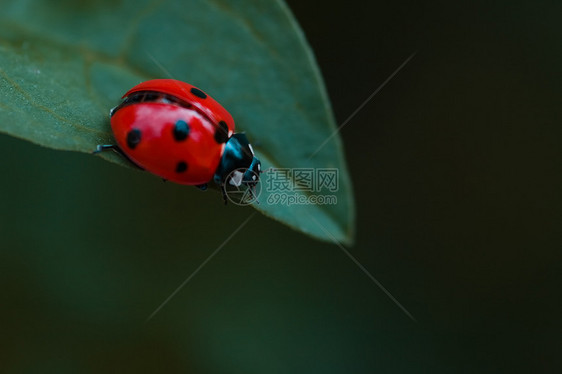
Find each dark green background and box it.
[1,0,560,372]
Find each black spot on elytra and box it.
[176,161,188,173]
[214,121,229,143]
[190,87,207,99]
[173,120,190,141]
[126,128,142,149]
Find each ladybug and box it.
[94,79,261,203]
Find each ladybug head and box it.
[214,133,261,190]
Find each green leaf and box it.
[0,0,355,245]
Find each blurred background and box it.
[1,0,560,372]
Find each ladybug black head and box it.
[214,133,261,190]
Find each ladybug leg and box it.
[93,144,144,170]
[93,144,118,153]
[220,184,228,205]
[195,183,208,191]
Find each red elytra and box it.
[110,79,234,185]
[122,79,235,134]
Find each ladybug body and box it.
[95,79,261,202]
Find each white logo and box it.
[223,168,261,206]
